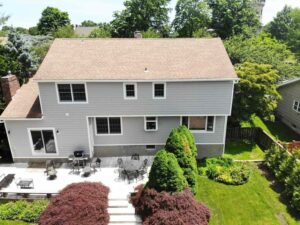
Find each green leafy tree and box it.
[111,0,171,37]
[81,20,98,27]
[192,28,215,37]
[53,25,76,38]
[266,6,300,56]
[141,28,161,38]
[147,149,188,192]
[89,27,111,38]
[207,0,260,39]
[28,26,39,36]
[225,33,300,80]
[232,62,281,124]
[172,0,211,37]
[0,3,9,26]
[165,126,198,193]
[37,7,70,35]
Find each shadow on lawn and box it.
[258,163,300,220]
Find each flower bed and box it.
[39,182,109,225]
[131,185,210,225]
[199,157,251,185]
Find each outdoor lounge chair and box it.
[0,174,15,190]
[138,159,148,179]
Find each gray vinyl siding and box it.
[38,81,234,116]
[92,116,225,145]
[5,80,232,159]
[277,82,300,134]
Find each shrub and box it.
[131,185,210,225]
[200,157,251,185]
[39,182,109,225]
[0,201,29,220]
[18,200,48,223]
[147,149,188,192]
[165,127,198,193]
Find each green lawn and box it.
[224,140,265,160]
[0,221,31,225]
[241,115,300,142]
[196,164,300,225]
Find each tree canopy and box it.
[81,20,98,27]
[37,7,70,35]
[266,6,300,57]
[225,33,300,80]
[208,0,260,39]
[172,0,211,37]
[111,0,171,37]
[89,28,111,38]
[0,4,9,27]
[231,62,281,124]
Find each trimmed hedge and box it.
[0,200,48,223]
[147,149,188,192]
[39,182,109,225]
[199,157,251,185]
[165,126,198,193]
[265,145,300,211]
[131,185,210,225]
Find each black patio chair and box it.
[117,158,126,179]
[131,153,140,160]
[138,159,148,179]
[126,170,138,184]
[44,160,55,175]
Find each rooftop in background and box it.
[278,77,300,88]
[74,26,98,37]
[34,38,237,81]
[0,79,42,119]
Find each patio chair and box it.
[131,153,140,160]
[47,166,57,180]
[117,158,125,180]
[0,174,15,190]
[90,158,101,173]
[138,159,148,180]
[125,170,138,184]
[45,160,55,175]
[82,166,92,177]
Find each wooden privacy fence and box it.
[226,127,283,151]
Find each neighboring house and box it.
[254,0,265,22]
[0,38,238,162]
[277,78,300,135]
[74,26,98,37]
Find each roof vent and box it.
[144,67,149,73]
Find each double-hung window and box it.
[96,117,122,135]
[124,83,137,99]
[145,117,158,131]
[57,83,87,103]
[29,129,57,154]
[153,83,166,99]
[293,100,300,113]
[181,116,215,132]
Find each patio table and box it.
[17,179,34,189]
[123,160,142,172]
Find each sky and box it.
[1,0,300,28]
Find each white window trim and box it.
[293,100,300,113]
[27,128,59,156]
[94,117,123,136]
[146,145,156,151]
[180,116,216,133]
[152,82,166,99]
[144,116,158,131]
[56,82,88,104]
[123,83,137,100]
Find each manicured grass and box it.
[224,140,265,160]
[0,221,31,225]
[241,115,300,142]
[196,164,300,225]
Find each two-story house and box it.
[0,38,238,162]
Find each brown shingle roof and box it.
[34,38,237,81]
[0,79,42,119]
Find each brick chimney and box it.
[1,73,20,105]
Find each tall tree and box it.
[231,62,281,124]
[208,0,260,39]
[225,33,300,80]
[81,20,98,27]
[172,0,211,37]
[267,6,300,56]
[111,0,171,37]
[37,7,70,35]
[0,3,9,26]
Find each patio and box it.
[0,156,154,199]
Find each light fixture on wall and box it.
[7,130,10,135]
[56,129,60,134]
